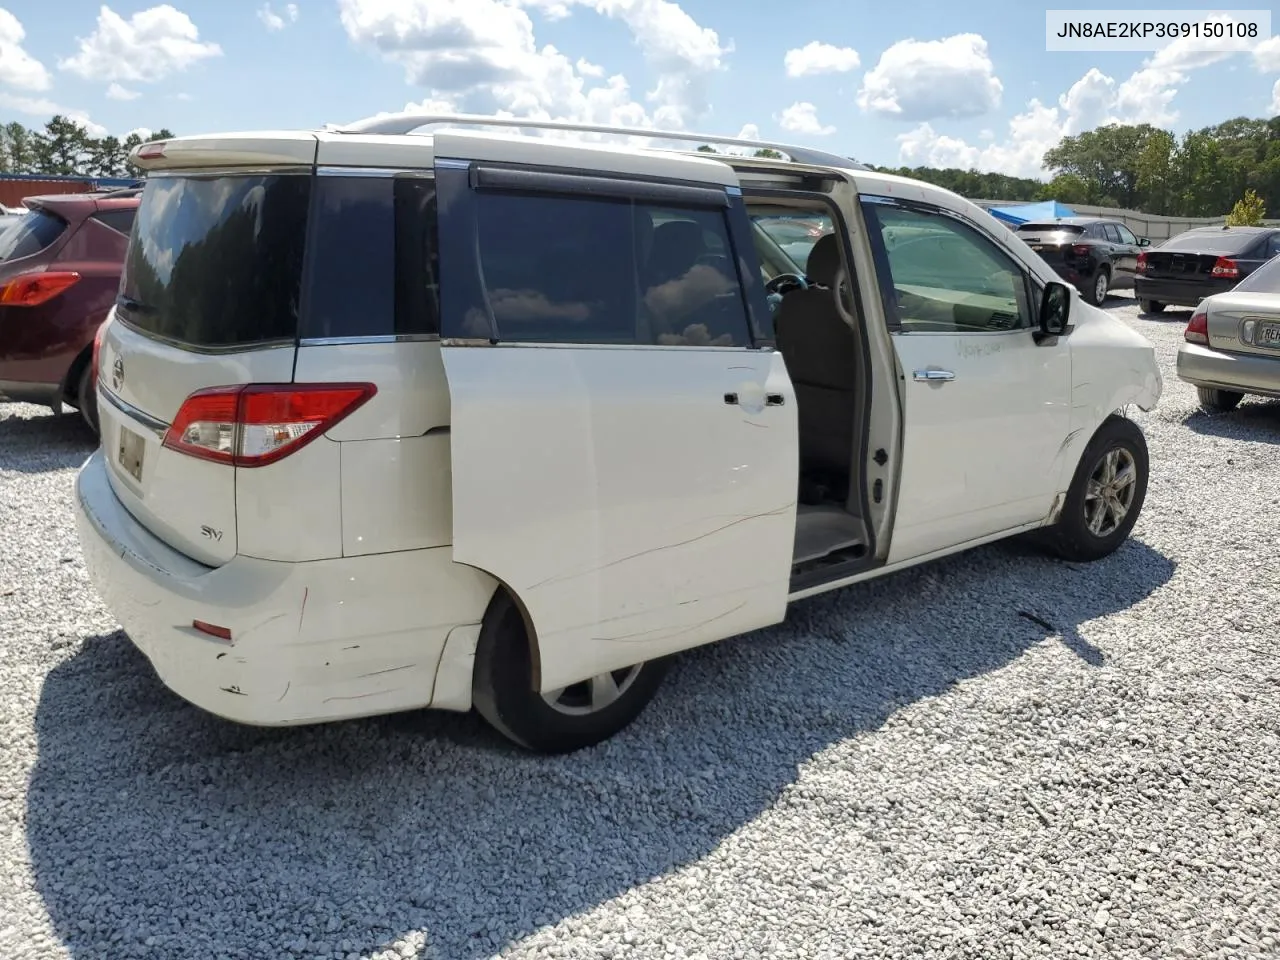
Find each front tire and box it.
[471,591,669,754]
[1086,268,1110,306]
[1041,416,1148,563]
[1139,299,1166,315]
[1196,386,1243,412]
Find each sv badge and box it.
[200,525,223,541]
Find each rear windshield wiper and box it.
[116,295,155,314]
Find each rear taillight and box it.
[91,320,108,386]
[1211,257,1239,278]
[0,270,80,307]
[1136,252,1147,273]
[163,383,376,467]
[1184,308,1209,345]
[136,141,166,160]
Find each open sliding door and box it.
[433,132,799,693]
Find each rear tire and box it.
[1196,386,1243,412]
[1086,268,1110,306]
[471,591,669,754]
[1040,416,1148,563]
[76,362,100,437]
[1139,299,1165,315]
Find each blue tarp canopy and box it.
[987,200,1076,225]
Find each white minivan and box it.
[75,115,1163,753]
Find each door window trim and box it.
[859,195,1038,337]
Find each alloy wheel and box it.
[542,665,643,716]
[1084,447,1137,537]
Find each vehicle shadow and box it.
[1182,396,1280,444]
[27,539,1174,960]
[0,407,97,474]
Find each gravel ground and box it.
[1,298,1278,960]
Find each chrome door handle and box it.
[913,369,956,382]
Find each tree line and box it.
[873,114,1279,220]
[1,115,175,179]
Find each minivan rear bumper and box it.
[74,451,495,725]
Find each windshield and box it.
[120,173,311,348]
[1158,231,1260,255]
[0,209,66,261]
[1232,254,1280,295]
[754,214,833,270]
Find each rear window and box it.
[1232,254,1280,295]
[1158,231,1261,255]
[1017,222,1084,234]
[0,209,67,261]
[120,174,311,348]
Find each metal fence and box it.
[970,199,1280,242]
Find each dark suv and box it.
[1015,217,1149,306]
[0,189,138,433]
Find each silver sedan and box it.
[1176,253,1280,411]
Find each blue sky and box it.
[1,0,1278,178]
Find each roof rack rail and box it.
[334,113,870,172]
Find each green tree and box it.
[1042,123,1164,207]
[1135,129,1176,215]
[1225,188,1267,226]
[1,122,37,172]
[1036,173,1092,205]
[32,115,92,175]
[89,136,128,177]
[754,148,784,159]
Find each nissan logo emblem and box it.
[111,356,124,392]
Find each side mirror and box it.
[1138,237,1151,247]
[1036,281,1072,342]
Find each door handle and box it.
[913,369,956,382]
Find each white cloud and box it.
[257,2,299,31]
[339,0,729,131]
[858,33,1002,121]
[776,101,834,136]
[784,41,859,78]
[0,8,52,90]
[0,93,107,137]
[736,122,759,140]
[106,81,139,100]
[1271,78,1280,115]
[894,15,1280,179]
[60,5,222,84]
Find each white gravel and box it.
[1,299,1278,960]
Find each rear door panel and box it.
[433,137,798,693]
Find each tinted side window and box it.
[93,208,137,236]
[1268,234,1280,258]
[1114,224,1139,245]
[862,200,1030,333]
[471,191,752,347]
[301,176,440,339]
[1102,224,1122,243]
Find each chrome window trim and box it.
[99,386,169,437]
[298,334,440,346]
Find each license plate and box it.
[1258,322,1280,347]
[117,425,145,482]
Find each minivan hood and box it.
[1068,299,1162,413]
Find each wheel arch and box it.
[60,343,94,406]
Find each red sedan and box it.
[0,188,139,434]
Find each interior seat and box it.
[772,233,858,502]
